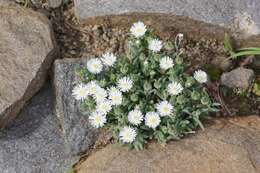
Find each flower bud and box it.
[191,91,200,100]
[201,97,210,105]
[154,80,161,89]
[185,77,195,87]
[135,40,141,45]
[192,110,201,117]
[150,70,156,76]
[99,79,107,87]
[175,56,183,65]
[176,95,185,104]
[139,53,146,61]
[164,41,174,51]
[130,94,138,102]
[144,81,152,92]
[120,65,128,74]
[110,74,116,81]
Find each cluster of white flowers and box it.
[87,52,117,74]
[72,21,210,145]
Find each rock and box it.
[0,83,77,173]
[54,58,99,156]
[77,116,260,173]
[74,0,260,36]
[220,67,255,89]
[251,56,260,71]
[48,0,63,8]
[232,12,260,37]
[0,1,58,128]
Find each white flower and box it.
[160,56,174,70]
[94,87,107,103]
[148,39,163,52]
[156,101,173,117]
[193,70,208,83]
[130,21,147,38]
[117,77,133,92]
[96,99,112,115]
[108,87,123,106]
[167,82,183,96]
[86,81,101,95]
[145,112,161,129]
[87,58,103,74]
[101,52,117,66]
[72,84,89,100]
[128,109,143,125]
[177,33,184,41]
[119,126,137,143]
[89,111,107,128]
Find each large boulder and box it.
[0,84,77,173]
[54,58,99,156]
[77,116,260,173]
[0,1,58,128]
[74,0,260,36]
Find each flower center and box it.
[92,64,98,69]
[95,116,101,123]
[136,28,142,33]
[150,117,156,124]
[79,89,87,96]
[163,107,169,113]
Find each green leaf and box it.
[223,33,234,55]
[230,50,260,59]
[238,47,260,51]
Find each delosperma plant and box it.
[72,21,218,150]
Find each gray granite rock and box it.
[221,67,255,89]
[54,58,99,156]
[0,83,77,173]
[0,1,58,128]
[74,0,260,36]
[48,0,63,8]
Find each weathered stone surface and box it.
[48,0,63,8]
[0,83,77,173]
[0,1,58,128]
[74,0,260,36]
[77,116,260,173]
[54,58,99,156]
[221,67,255,89]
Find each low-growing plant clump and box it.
[72,22,218,150]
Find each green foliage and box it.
[76,25,218,150]
[224,33,260,59]
[252,82,260,96]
